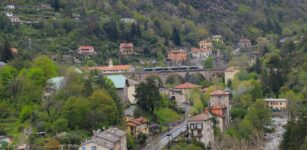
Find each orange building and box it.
[204,105,228,132]
[167,49,187,62]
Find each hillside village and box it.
[0,0,306,150]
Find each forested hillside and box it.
[0,0,306,64]
[0,0,307,149]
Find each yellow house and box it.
[264,98,287,111]
[126,117,149,137]
[224,67,240,85]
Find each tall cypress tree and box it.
[171,28,181,46]
[1,41,13,63]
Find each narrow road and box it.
[142,119,187,150]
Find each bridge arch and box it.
[165,73,185,85]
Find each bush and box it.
[19,105,33,122]
[154,108,181,124]
[53,118,68,133]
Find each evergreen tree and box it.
[51,0,60,11]
[171,28,181,46]
[1,41,13,63]
[135,78,162,114]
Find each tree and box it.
[51,0,60,11]
[88,89,119,128]
[244,100,271,131]
[1,41,13,63]
[103,21,119,41]
[203,57,213,69]
[62,97,90,129]
[171,28,181,46]
[135,78,162,114]
[33,55,58,82]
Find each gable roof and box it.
[210,90,229,96]
[106,75,127,89]
[120,43,134,48]
[79,46,94,50]
[126,117,148,127]
[204,105,226,117]
[188,113,212,122]
[88,65,131,71]
[175,82,200,89]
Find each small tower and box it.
[108,59,113,67]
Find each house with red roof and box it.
[204,105,228,132]
[210,90,230,124]
[174,82,200,96]
[77,46,96,56]
[120,43,134,55]
[126,117,149,137]
[187,113,214,147]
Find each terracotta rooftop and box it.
[188,113,212,122]
[225,66,240,72]
[175,82,200,89]
[168,49,187,53]
[204,105,226,117]
[120,43,134,48]
[210,90,229,96]
[126,117,148,127]
[79,46,94,49]
[88,65,131,71]
[201,88,208,93]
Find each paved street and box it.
[142,119,187,150]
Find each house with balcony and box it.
[167,49,187,62]
[210,90,230,124]
[264,98,287,111]
[204,105,228,132]
[126,117,149,137]
[191,48,212,59]
[187,113,214,148]
[120,43,134,55]
[77,46,96,56]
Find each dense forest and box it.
[0,0,306,149]
[0,0,306,64]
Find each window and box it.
[190,124,195,129]
[197,123,202,129]
[91,146,96,150]
[82,146,86,150]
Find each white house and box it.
[187,113,214,148]
[6,5,15,9]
